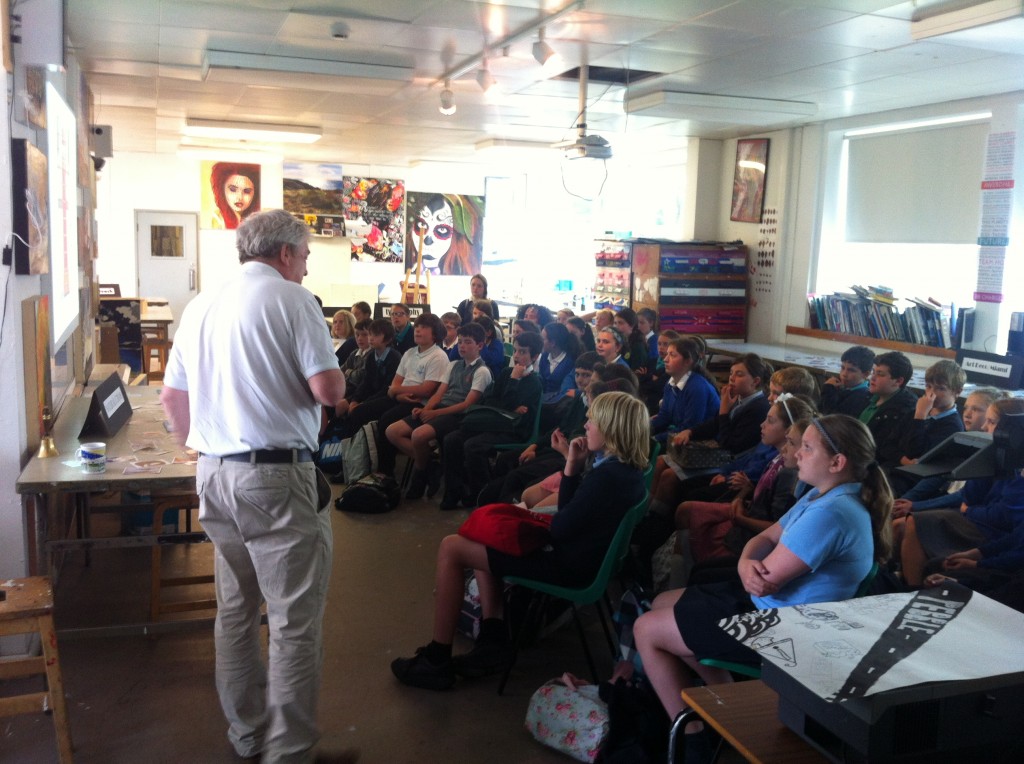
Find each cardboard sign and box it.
[956,348,1023,389]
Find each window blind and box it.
[845,122,988,244]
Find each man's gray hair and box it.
[236,209,309,263]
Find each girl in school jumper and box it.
[475,315,506,380]
[635,415,891,748]
[681,396,814,567]
[595,326,631,368]
[537,322,581,404]
[566,316,596,352]
[391,392,649,690]
[649,337,720,444]
[613,307,649,371]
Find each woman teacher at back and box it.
[457,274,500,326]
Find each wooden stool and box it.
[0,577,74,763]
[149,492,215,622]
[141,329,169,380]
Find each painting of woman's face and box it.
[412,198,454,268]
[224,174,256,218]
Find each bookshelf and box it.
[632,240,749,339]
[786,326,956,359]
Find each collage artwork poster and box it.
[342,176,405,263]
[405,192,485,276]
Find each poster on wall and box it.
[730,138,769,223]
[10,139,49,275]
[404,192,484,276]
[46,82,79,350]
[342,176,404,263]
[200,160,261,229]
[23,66,46,129]
[284,161,345,233]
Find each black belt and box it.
[207,449,314,464]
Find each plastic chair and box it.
[643,439,661,491]
[498,491,649,694]
[491,389,544,452]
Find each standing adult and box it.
[161,210,347,764]
[457,273,500,326]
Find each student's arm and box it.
[420,389,483,422]
[416,382,449,414]
[739,523,811,598]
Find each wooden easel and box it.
[401,228,430,305]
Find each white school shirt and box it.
[395,344,451,387]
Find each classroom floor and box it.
[2,482,633,764]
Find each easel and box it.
[401,229,430,305]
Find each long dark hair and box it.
[736,352,773,392]
[670,337,717,386]
[543,321,582,360]
[567,316,596,351]
[616,308,646,352]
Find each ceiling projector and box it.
[561,133,612,160]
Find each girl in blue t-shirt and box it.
[634,414,892,736]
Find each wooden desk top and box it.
[141,301,173,325]
[16,385,196,495]
[681,681,827,764]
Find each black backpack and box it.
[334,473,401,514]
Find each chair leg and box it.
[498,591,546,695]
[595,597,619,661]
[667,708,724,764]
[38,613,74,764]
[569,603,599,684]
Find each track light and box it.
[476,65,496,93]
[532,27,558,67]
[439,79,456,115]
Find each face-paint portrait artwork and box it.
[405,192,484,277]
[342,176,405,263]
[201,161,261,230]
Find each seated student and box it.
[334,318,399,422]
[595,327,631,368]
[387,322,493,500]
[332,309,358,366]
[471,299,495,320]
[889,359,966,495]
[517,304,554,329]
[344,314,450,475]
[391,392,649,690]
[351,300,372,324]
[613,308,649,371]
[649,337,721,444]
[340,319,372,397]
[538,322,582,405]
[476,352,599,506]
[440,332,543,510]
[556,308,574,324]
[893,387,1008,514]
[680,397,814,570]
[638,307,659,363]
[512,319,540,340]
[769,366,818,406]
[858,350,917,472]
[634,415,891,746]
[821,345,874,416]
[390,303,416,354]
[475,315,506,380]
[900,398,1024,587]
[440,312,461,360]
[566,316,596,352]
[639,329,680,414]
[593,309,614,332]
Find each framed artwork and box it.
[200,160,261,229]
[24,66,46,129]
[730,138,769,223]
[284,161,345,215]
[342,176,405,263]
[10,139,49,275]
[405,192,484,277]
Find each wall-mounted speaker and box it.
[90,125,113,158]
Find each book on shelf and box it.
[806,290,952,349]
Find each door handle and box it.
[189,267,196,291]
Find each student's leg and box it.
[431,534,491,644]
[386,418,415,459]
[530,490,558,509]
[376,403,414,476]
[410,423,438,470]
[441,429,468,508]
[521,480,554,508]
[900,515,928,586]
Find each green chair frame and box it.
[498,492,649,694]
[491,389,544,452]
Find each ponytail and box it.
[814,414,894,564]
[672,336,717,386]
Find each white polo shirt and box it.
[395,344,450,387]
[163,261,339,455]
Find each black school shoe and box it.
[405,470,428,501]
[451,640,515,678]
[426,462,443,498]
[391,650,456,690]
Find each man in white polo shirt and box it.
[162,209,347,764]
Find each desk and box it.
[140,299,174,336]
[669,681,827,764]
[16,385,208,633]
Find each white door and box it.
[135,211,199,340]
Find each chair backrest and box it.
[570,491,649,603]
[854,561,880,598]
[643,439,661,491]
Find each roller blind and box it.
[845,122,988,243]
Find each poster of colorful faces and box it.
[404,192,484,276]
[341,176,405,262]
[201,161,261,230]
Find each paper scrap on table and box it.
[172,456,198,465]
[124,464,163,474]
[133,459,168,468]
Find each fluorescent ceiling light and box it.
[202,49,413,82]
[184,118,322,144]
[844,111,992,138]
[475,138,552,152]
[624,91,817,124]
[911,0,1023,40]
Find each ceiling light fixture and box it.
[184,118,322,144]
[911,0,1024,40]
[202,50,413,82]
[439,79,457,115]
[476,64,496,93]
[532,27,558,66]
